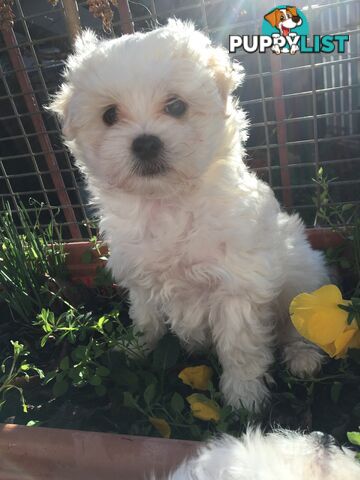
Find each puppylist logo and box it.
[229,5,349,55]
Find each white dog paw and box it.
[220,373,270,412]
[272,45,281,55]
[284,342,324,378]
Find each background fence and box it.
[0,0,359,240]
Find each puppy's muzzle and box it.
[131,134,167,176]
[132,134,163,161]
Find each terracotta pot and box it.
[64,241,108,287]
[306,228,344,250]
[64,228,344,286]
[0,423,198,479]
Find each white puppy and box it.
[161,429,360,480]
[50,20,328,410]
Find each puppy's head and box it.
[264,6,302,34]
[50,21,245,197]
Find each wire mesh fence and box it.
[0,0,359,240]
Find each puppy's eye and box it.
[164,98,187,118]
[103,105,117,126]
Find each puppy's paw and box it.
[220,373,270,412]
[272,45,281,55]
[284,341,324,378]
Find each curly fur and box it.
[160,429,360,480]
[50,20,329,410]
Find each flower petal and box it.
[186,394,220,422]
[312,285,343,302]
[306,309,348,345]
[149,417,171,438]
[290,285,349,345]
[178,366,213,390]
[319,342,337,358]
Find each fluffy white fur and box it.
[50,20,329,411]
[161,429,360,480]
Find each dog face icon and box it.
[264,6,302,36]
[264,6,303,54]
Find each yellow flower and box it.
[149,417,171,438]
[186,394,220,422]
[178,365,213,390]
[290,284,359,359]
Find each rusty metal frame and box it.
[1,26,81,239]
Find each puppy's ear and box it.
[48,30,99,140]
[287,6,298,17]
[264,9,279,27]
[48,83,78,140]
[207,47,244,104]
[73,29,99,56]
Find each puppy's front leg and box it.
[210,296,274,412]
[129,288,166,352]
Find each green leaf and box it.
[331,382,342,404]
[42,371,57,385]
[216,421,228,432]
[81,250,93,264]
[60,356,70,371]
[113,369,139,389]
[95,384,107,397]
[219,405,233,421]
[27,420,41,427]
[71,345,87,361]
[170,392,184,414]
[96,316,107,331]
[31,366,44,379]
[55,370,67,382]
[96,366,110,377]
[347,432,360,446]
[89,374,102,386]
[40,333,51,348]
[189,425,202,439]
[52,379,69,397]
[141,372,158,386]
[11,340,24,356]
[144,383,156,406]
[123,391,137,409]
[339,258,351,269]
[152,335,180,371]
[68,366,82,381]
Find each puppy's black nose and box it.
[132,134,163,161]
[293,15,301,23]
